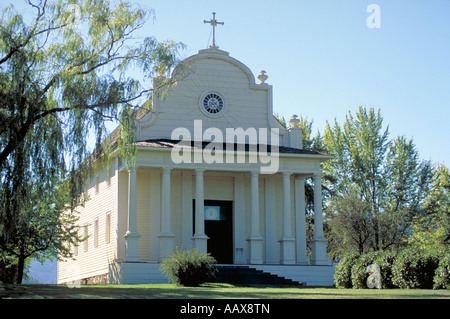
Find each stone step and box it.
[215,266,304,286]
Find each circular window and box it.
[199,91,227,117]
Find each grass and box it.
[2,283,450,299]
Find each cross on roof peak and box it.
[204,12,224,48]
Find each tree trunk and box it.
[16,251,25,284]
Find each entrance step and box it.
[215,266,304,286]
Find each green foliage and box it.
[373,249,397,289]
[327,192,372,258]
[323,106,433,256]
[335,248,449,289]
[433,253,450,289]
[334,251,360,288]
[410,164,450,250]
[391,247,441,289]
[0,0,182,283]
[351,251,382,289]
[160,248,217,287]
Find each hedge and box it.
[373,249,398,289]
[434,253,450,289]
[334,247,449,289]
[391,247,441,289]
[351,251,383,289]
[334,251,360,288]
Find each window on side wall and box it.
[105,212,111,244]
[95,176,100,194]
[83,225,88,252]
[94,218,99,248]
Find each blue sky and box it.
[134,0,450,166]
[5,0,450,166]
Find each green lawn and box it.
[2,283,450,299]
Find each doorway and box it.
[193,200,233,264]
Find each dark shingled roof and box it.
[134,139,331,156]
[102,107,331,158]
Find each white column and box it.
[234,174,246,264]
[149,169,161,262]
[295,177,308,264]
[159,167,175,260]
[161,167,173,234]
[247,171,263,264]
[264,175,277,264]
[181,171,193,250]
[311,173,329,265]
[192,169,208,253]
[280,172,295,264]
[282,172,292,238]
[125,169,140,261]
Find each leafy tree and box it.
[408,164,450,250]
[327,191,372,256]
[0,0,182,283]
[322,106,433,255]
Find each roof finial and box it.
[204,12,224,48]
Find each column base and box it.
[296,248,309,265]
[247,236,263,264]
[279,237,296,265]
[311,237,331,265]
[192,234,209,254]
[159,232,175,261]
[124,232,140,262]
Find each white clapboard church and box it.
[58,13,335,286]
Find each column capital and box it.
[195,168,205,175]
[162,167,172,173]
[282,171,292,177]
[313,172,324,179]
[250,170,259,177]
[127,167,137,174]
[124,230,140,238]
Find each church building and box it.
[58,13,335,286]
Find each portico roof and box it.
[134,138,333,158]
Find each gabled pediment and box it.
[137,47,289,146]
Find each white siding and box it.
[138,50,276,142]
[58,161,119,284]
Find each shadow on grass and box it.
[2,284,450,299]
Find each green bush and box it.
[334,251,360,288]
[392,247,440,289]
[373,250,398,289]
[160,248,217,286]
[433,252,450,289]
[351,251,382,289]
[334,248,450,289]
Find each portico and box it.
[122,152,330,267]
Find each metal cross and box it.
[204,12,224,48]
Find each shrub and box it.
[373,250,398,289]
[351,251,383,289]
[392,247,441,289]
[334,251,360,288]
[433,252,450,289]
[160,248,217,286]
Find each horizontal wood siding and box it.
[139,57,271,141]
[58,162,119,283]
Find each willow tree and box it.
[0,0,182,283]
